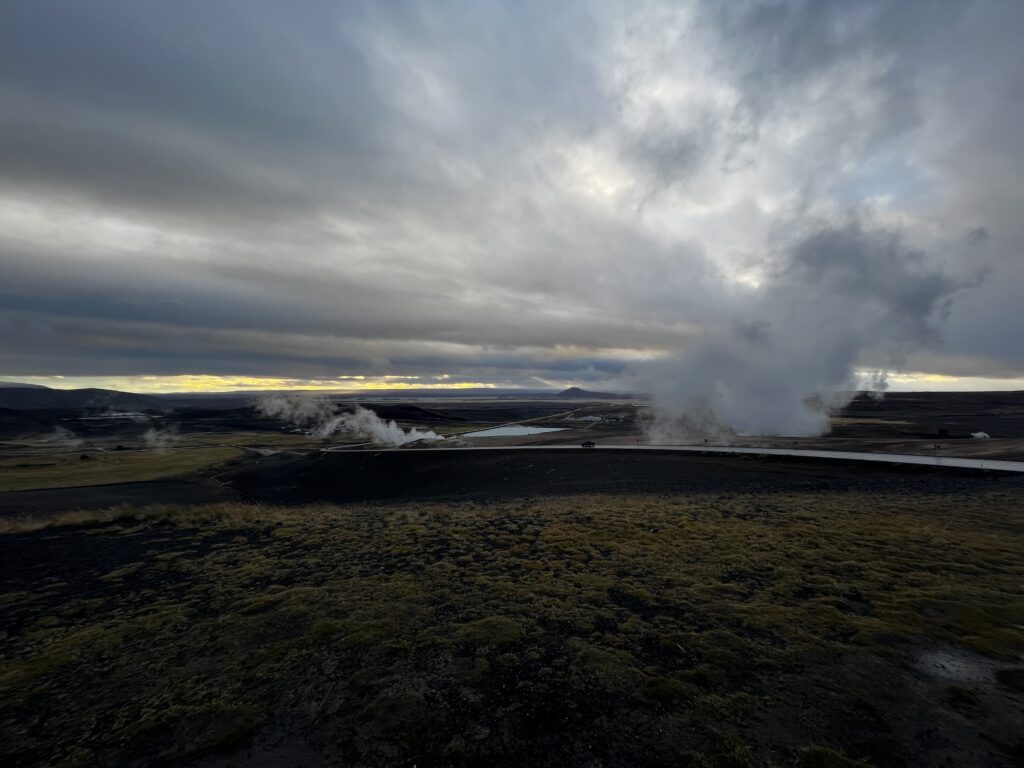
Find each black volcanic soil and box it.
[0,479,239,517]
[835,391,1024,439]
[2,447,1018,518]
[225,449,1018,505]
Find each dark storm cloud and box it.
[0,0,1021,402]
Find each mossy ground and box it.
[1,487,1022,767]
[0,446,242,492]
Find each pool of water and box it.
[462,425,566,438]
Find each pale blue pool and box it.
[463,426,566,437]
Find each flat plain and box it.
[1,391,1022,767]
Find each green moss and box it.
[100,562,144,581]
[154,551,187,561]
[795,746,874,767]
[237,594,282,614]
[0,590,31,607]
[0,446,242,492]
[128,704,259,765]
[2,489,1022,767]
[944,685,979,713]
[454,616,523,645]
[176,706,258,761]
[634,675,697,705]
[306,618,344,642]
[359,690,431,733]
[0,647,74,688]
[340,619,401,648]
[570,643,642,692]
[995,667,1024,693]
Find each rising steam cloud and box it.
[316,407,442,445]
[40,425,83,449]
[255,393,335,425]
[142,424,179,450]
[256,394,441,446]
[641,220,977,439]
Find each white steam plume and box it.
[256,393,441,446]
[317,406,441,446]
[143,424,179,450]
[255,393,335,424]
[860,370,889,401]
[40,425,83,449]
[639,220,977,439]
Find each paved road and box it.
[334,443,1024,473]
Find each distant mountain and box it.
[157,388,559,409]
[0,381,50,389]
[160,387,552,399]
[337,388,552,399]
[557,386,628,399]
[0,387,168,411]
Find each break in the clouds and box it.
[1,2,1022,407]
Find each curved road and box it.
[336,443,1024,473]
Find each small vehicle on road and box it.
[580,440,595,449]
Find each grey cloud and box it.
[0,0,1021,411]
[626,128,705,195]
[0,307,634,386]
[783,224,972,348]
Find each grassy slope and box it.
[0,447,241,491]
[1,489,1022,767]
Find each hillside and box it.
[0,381,49,389]
[557,386,627,399]
[0,387,168,411]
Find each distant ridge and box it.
[0,387,168,411]
[161,387,547,399]
[557,386,628,399]
[0,381,49,389]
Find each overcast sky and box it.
[1,0,1022,393]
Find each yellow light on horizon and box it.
[6,374,501,394]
